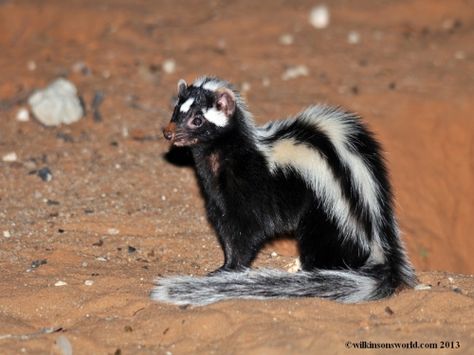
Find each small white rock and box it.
[96,256,108,262]
[71,61,88,74]
[3,230,11,238]
[84,280,94,286]
[347,31,361,44]
[55,335,73,355]
[270,251,278,258]
[28,78,84,126]
[454,51,466,60]
[2,152,17,162]
[309,5,330,29]
[414,284,432,291]
[287,258,302,273]
[102,70,111,79]
[27,60,37,71]
[162,59,176,74]
[54,280,67,287]
[107,228,119,235]
[448,277,454,283]
[281,65,309,80]
[279,33,294,45]
[241,82,251,92]
[16,107,30,122]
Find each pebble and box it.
[91,91,105,122]
[3,230,11,238]
[16,107,30,122]
[162,59,176,74]
[309,5,330,29]
[279,33,294,45]
[442,18,462,32]
[96,256,108,262]
[414,284,432,291]
[107,228,119,235]
[241,82,251,93]
[31,259,47,269]
[454,51,466,60]
[2,152,18,162]
[347,31,361,44]
[84,280,94,286]
[71,61,91,76]
[27,60,37,71]
[102,70,111,79]
[37,167,53,182]
[28,78,84,126]
[287,258,301,273]
[54,280,67,287]
[281,65,309,80]
[55,335,73,355]
[270,251,278,258]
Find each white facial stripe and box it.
[180,98,194,113]
[203,107,228,127]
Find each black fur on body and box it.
[153,76,416,306]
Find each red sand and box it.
[1,1,473,353]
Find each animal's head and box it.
[163,77,237,147]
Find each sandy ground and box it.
[1,0,473,354]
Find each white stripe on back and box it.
[266,137,368,249]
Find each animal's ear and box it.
[215,87,236,117]
[177,79,187,96]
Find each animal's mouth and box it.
[172,137,198,147]
[163,124,198,146]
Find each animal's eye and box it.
[192,116,204,127]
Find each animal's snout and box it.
[163,122,176,141]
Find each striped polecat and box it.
[152,76,416,306]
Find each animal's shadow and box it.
[163,146,194,167]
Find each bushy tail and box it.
[151,264,405,306]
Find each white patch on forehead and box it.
[202,81,222,92]
[203,107,228,127]
[180,98,194,113]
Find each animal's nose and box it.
[163,123,176,141]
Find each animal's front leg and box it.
[210,227,262,274]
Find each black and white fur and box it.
[153,76,416,306]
